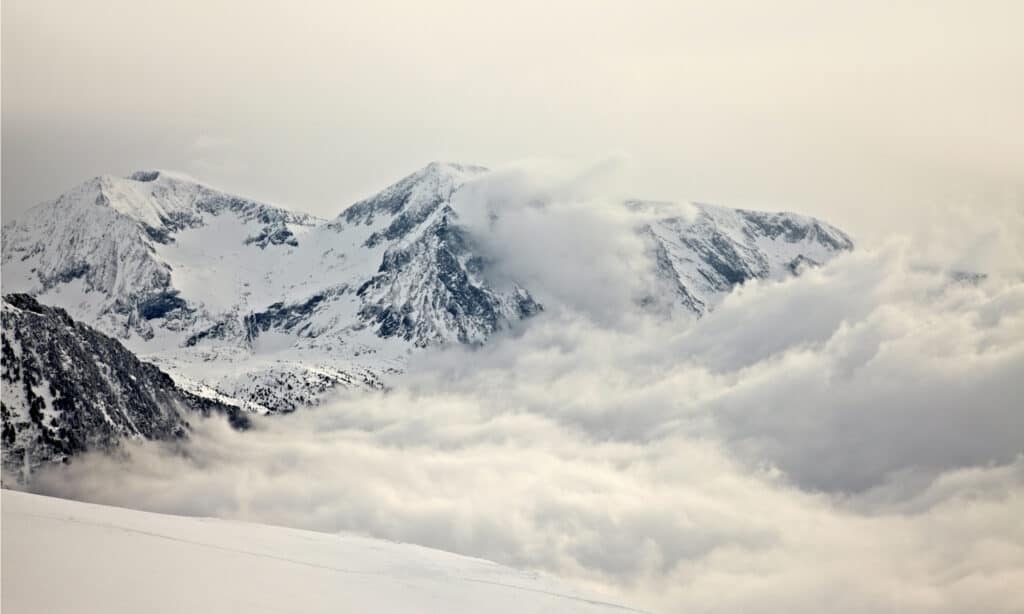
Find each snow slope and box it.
[0,490,641,614]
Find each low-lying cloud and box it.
[22,172,1024,613]
[453,158,673,324]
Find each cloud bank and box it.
[23,170,1024,613]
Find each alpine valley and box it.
[2,162,853,475]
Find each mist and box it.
[20,169,1024,613]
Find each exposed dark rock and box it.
[950,270,988,286]
[363,195,444,247]
[244,289,342,341]
[129,170,161,182]
[244,225,300,249]
[137,291,189,320]
[52,262,91,286]
[1,294,248,482]
[142,224,174,244]
[184,319,237,347]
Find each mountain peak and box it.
[335,162,488,228]
[420,160,489,175]
[128,169,162,182]
[124,168,210,185]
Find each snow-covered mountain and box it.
[1,163,853,412]
[639,200,853,314]
[0,294,247,482]
[2,490,641,614]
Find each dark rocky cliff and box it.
[1,294,248,482]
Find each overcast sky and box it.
[5,5,1024,611]
[3,0,1022,236]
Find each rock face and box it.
[1,294,246,482]
[340,163,542,346]
[640,201,854,314]
[1,163,853,413]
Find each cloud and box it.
[19,175,1024,613]
[678,244,1024,493]
[452,158,671,325]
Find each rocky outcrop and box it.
[1,294,248,482]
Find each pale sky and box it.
[5,5,1024,611]
[3,0,1022,237]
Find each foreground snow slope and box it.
[1,490,641,614]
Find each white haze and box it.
[3,0,1023,241]
[21,165,1024,613]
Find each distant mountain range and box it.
[1,162,853,465]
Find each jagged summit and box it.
[128,169,161,182]
[327,161,539,346]
[126,169,205,184]
[334,161,487,231]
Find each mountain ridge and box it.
[2,162,853,412]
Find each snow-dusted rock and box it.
[641,201,853,314]
[0,294,246,482]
